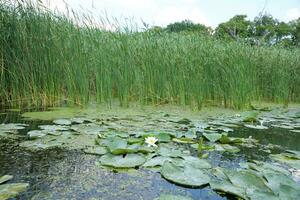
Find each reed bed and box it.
[1,1,300,109]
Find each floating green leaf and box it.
[53,119,72,125]
[0,176,13,185]
[161,161,210,187]
[99,153,146,168]
[203,133,222,142]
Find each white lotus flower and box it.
[145,136,158,147]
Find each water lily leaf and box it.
[105,137,138,155]
[53,119,72,125]
[0,123,27,131]
[138,145,155,153]
[155,194,193,200]
[157,133,171,142]
[245,161,290,176]
[0,175,13,184]
[241,111,259,123]
[0,183,28,199]
[127,137,143,144]
[226,170,273,194]
[290,129,300,133]
[214,144,240,153]
[271,124,294,129]
[183,156,212,169]
[27,130,47,139]
[175,118,191,125]
[245,188,278,200]
[270,153,300,169]
[203,133,222,142]
[158,146,188,158]
[172,138,195,144]
[244,124,268,130]
[84,146,108,155]
[71,123,104,135]
[39,125,69,131]
[99,153,146,168]
[71,117,94,124]
[263,171,300,195]
[219,134,243,144]
[161,161,210,187]
[143,156,173,167]
[209,180,247,199]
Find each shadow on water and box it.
[230,126,300,151]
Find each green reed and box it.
[1,1,300,109]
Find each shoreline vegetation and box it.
[1,1,300,109]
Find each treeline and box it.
[149,14,300,48]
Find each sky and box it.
[42,0,300,28]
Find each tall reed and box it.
[1,1,300,109]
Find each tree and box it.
[164,20,212,35]
[251,14,279,45]
[290,18,300,47]
[214,15,252,40]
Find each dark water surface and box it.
[0,110,299,200]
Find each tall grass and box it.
[1,1,300,109]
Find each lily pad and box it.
[209,180,247,199]
[175,118,191,125]
[157,132,172,142]
[244,124,268,130]
[0,123,27,131]
[0,183,28,200]
[0,176,13,184]
[27,130,47,139]
[172,138,195,144]
[183,156,212,169]
[226,169,273,194]
[161,161,210,187]
[158,145,189,158]
[143,156,173,167]
[71,123,104,135]
[270,153,300,169]
[214,144,240,153]
[241,111,259,123]
[53,119,72,125]
[203,133,222,142]
[99,153,146,168]
[39,125,69,131]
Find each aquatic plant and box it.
[145,136,158,147]
[1,1,300,109]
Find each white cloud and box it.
[154,7,209,26]
[39,0,210,28]
[286,8,300,21]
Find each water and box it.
[0,109,300,200]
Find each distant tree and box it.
[251,14,279,45]
[214,15,252,40]
[164,20,212,35]
[290,18,300,47]
[147,26,163,34]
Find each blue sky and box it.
[44,0,300,28]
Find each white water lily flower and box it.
[145,136,158,147]
[234,114,241,117]
[290,169,300,179]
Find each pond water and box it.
[0,106,300,200]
